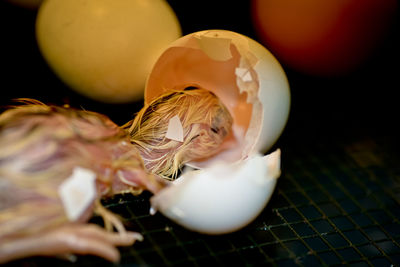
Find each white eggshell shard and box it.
[145,30,290,167]
[150,149,281,235]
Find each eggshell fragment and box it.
[165,115,184,142]
[58,167,97,221]
[150,149,281,235]
[145,30,290,167]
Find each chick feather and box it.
[0,88,233,263]
[0,99,162,262]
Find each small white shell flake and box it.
[58,167,97,221]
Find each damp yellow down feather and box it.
[123,88,233,180]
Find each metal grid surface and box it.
[5,136,400,267]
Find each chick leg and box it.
[0,224,143,263]
[94,201,127,234]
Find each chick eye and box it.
[190,134,200,142]
[211,127,219,134]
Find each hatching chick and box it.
[123,87,233,180]
[0,100,164,263]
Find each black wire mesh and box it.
[5,135,400,266]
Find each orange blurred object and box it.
[252,0,397,76]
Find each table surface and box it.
[4,134,400,266]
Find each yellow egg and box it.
[36,0,181,103]
[145,30,290,167]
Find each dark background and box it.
[1,2,399,266]
[0,0,399,144]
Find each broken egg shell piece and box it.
[165,115,184,142]
[145,30,290,168]
[58,167,97,221]
[150,149,281,235]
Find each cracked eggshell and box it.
[150,149,281,235]
[145,30,290,167]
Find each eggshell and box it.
[36,0,181,103]
[145,30,290,167]
[150,149,281,234]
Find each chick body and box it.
[0,100,161,262]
